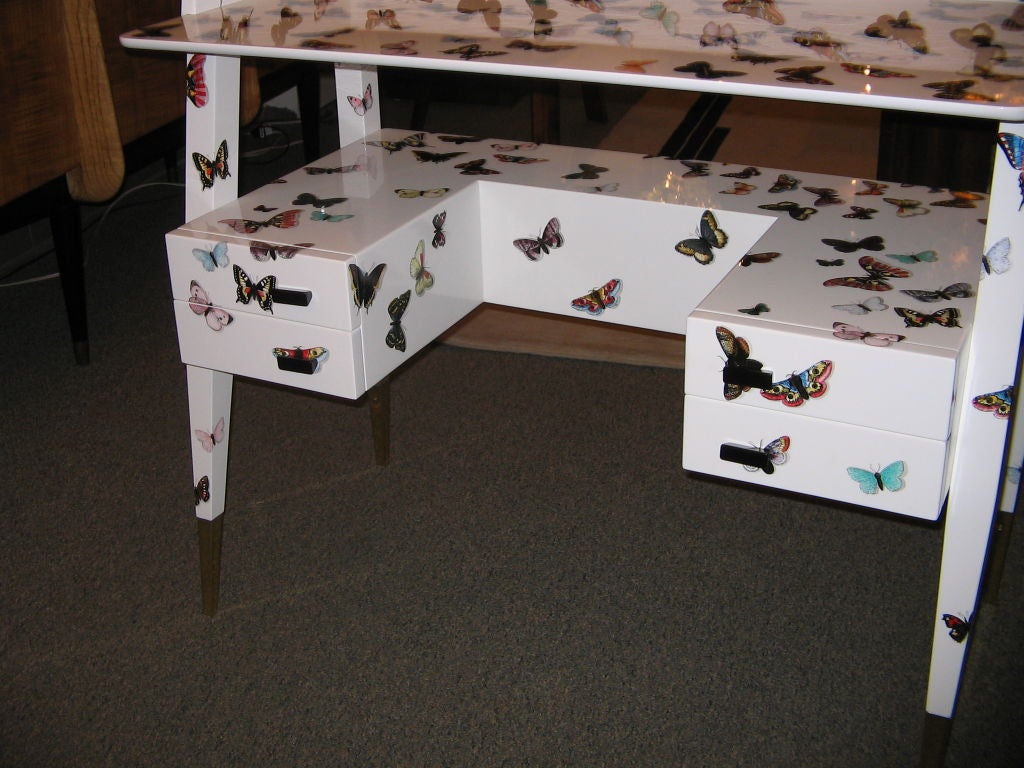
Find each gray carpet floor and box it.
[1,81,1022,767]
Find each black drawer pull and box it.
[273,346,328,375]
[271,287,313,306]
[722,365,773,390]
[720,443,776,474]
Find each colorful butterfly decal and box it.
[722,166,760,179]
[761,360,833,406]
[832,295,888,315]
[900,283,973,303]
[347,83,373,115]
[680,161,711,178]
[366,133,426,153]
[832,322,905,346]
[232,265,275,313]
[192,140,230,190]
[194,475,210,505]
[722,182,756,195]
[454,158,501,176]
[856,181,889,196]
[996,132,1024,210]
[887,250,937,264]
[386,290,411,352]
[292,192,347,208]
[273,345,329,373]
[847,461,906,494]
[769,174,800,192]
[193,242,229,272]
[722,0,784,25]
[676,209,728,265]
[250,241,312,262]
[893,307,961,328]
[740,251,780,267]
[563,164,609,180]
[594,19,634,46]
[409,240,434,295]
[924,80,993,102]
[700,21,737,47]
[716,325,765,400]
[395,188,450,198]
[310,211,354,223]
[821,236,885,253]
[981,237,1011,276]
[366,8,402,29]
[639,1,678,35]
[514,218,564,261]
[972,386,1013,418]
[941,613,972,643]
[864,11,928,54]
[823,255,910,291]
[738,302,770,315]
[743,435,790,473]
[219,210,300,234]
[816,258,845,267]
[431,211,447,248]
[883,197,930,217]
[494,154,548,164]
[349,263,386,312]
[571,278,622,316]
[188,280,233,331]
[805,187,842,206]
[186,54,208,107]
[731,50,791,65]
[758,201,816,220]
[843,206,877,220]
[195,417,225,453]
[775,66,833,85]
[673,61,746,80]
[931,191,985,209]
[442,43,507,60]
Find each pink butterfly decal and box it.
[188,280,233,331]
[832,322,905,346]
[514,218,563,260]
[347,84,373,116]
[186,54,207,107]
[219,210,301,234]
[571,279,622,316]
[194,417,225,453]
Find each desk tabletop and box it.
[121,0,1024,121]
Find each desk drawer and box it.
[682,396,949,520]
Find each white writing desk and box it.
[122,2,1023,763]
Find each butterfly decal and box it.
[386,290,411,352]
[366,8,402,29]
[847,461,906,494]
[816,258,844,267]
[438,135,484,145]
[931,191,985,209]
[721,182,756,195]
[972,386,1013,419]
[673,61,746,80]
[305,157,370,175]
[454,159,501,175]
[442,44,507,60]
[413,150,466,164]
[347,83,373,115]
[722,166,760,179]
[832,322,905,347]
[492,142,539,151]
[676,209,728,265]
[349,263,386,312]
[232,265,275,313]
[883,197,930,217]
[253,205,277,212]
[505,39,577,53]
[715,325,766,400]
[739,251,780,267]
[840,62,913,79]
[366,133,426,153]
[981,236,1011,276]
[758,201,816,220]
[731,50,791,65]
[775,66,833,86]
[843,207,877,220]
[738,303,770,315]
[409,240,434,295]
[823,255,910,291]
[195,417,225,453]
[864,11,928,54]
[804,186,842,206]
[494,154,548,164]
[595,19,634,46]
[856,181,888,196]
[194,475,210,505]
[292,192,347,209]
[219,210,300,234]
[700,21,738,47]
[250,241,312,262]
[514,218,564,261]
[893,307,961,328]
[742,435,790,473]
[639,1,678,35]
[456,0,502,32]
[395,188,450,198]
[769,174,800,192]
[761,360,833,406]
[887,250,936,264]
[310,211,355,223]
[924,80,993,102]
[563,164,609,180]
[996,132,1024,210]
[679,161,711,178]
[900,283,973,303]
[186,54,208,107]
[193,241,229,272]
[585,183,619,194]
[273,345,329,373]
[722,0,784,26]
[188,280,233,331]
[941,613,972,643]
[381,40,419,56]
[821,235,885,253]
[832,295,888,315]
[431,211,447,248]
[192,140,230,190]
[571,279,622,316]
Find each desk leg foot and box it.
[981,509,1015,606]
[197,515,224,617]
[920,713,952,768]
[369,378,390,466]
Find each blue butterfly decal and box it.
[996,132,1024,210]
[847,461,906,494]
[193,241,229,271]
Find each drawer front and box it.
[173,301,365,399]
[685,311,958,441]
[167,233,359,331]
[682,396,949,520]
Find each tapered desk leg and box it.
[369,377,390,466]
[920,713,952,768]
[197,515,224,616]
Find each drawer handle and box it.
[271,287,313,306]
[273,346,328,374]
[722,365,773,390]
[719,443,776,474]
